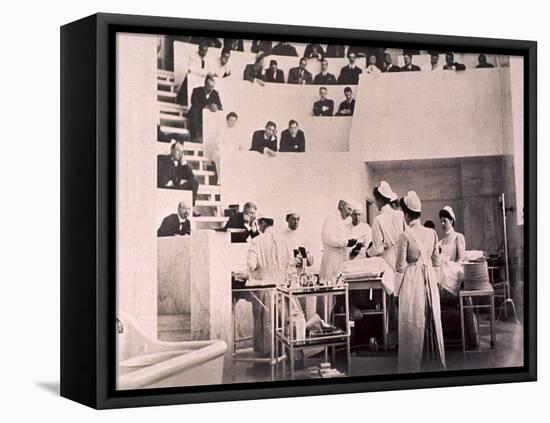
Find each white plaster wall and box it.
[349,68,507,161]
[116,33,159,338]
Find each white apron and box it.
[398,229,446,373]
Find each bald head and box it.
[178,200,191,219]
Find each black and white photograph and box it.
[115,31,528,390]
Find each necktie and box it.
[179,221,185,233]
[201,58,205,69]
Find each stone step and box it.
[194,216,228,223]
[158,313,191,332]
[158,69,175,80]
[198,185,220,195]
[157,79,177,89]
[158,330,192,342]
[195,199,222,207]
[194,169,216,177]
[157,90,177,101]
[182,141,203,151]
[158,101,187,115]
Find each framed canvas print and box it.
[60,13,537,409]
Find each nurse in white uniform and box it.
[395,191,446,373]
[437,205,466,296]
[367,181,406,271]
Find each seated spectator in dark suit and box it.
[403,48,420,56]
[325,44,346,58]
[336,87,355,116]
[224,202,260,243]
[365,54,382,74]
[288,58,313,84]
[313,87,334,117]
[401,54,421,71]
[443,52,466,70]
[187,75,223,142]
[347,45,370,58]
[223,38,244,51]
[271,42,298,56]
[430,53,442,71]
[250,121,278,156]
[265,59,285,83]
[476,54,495,68]
[157,200,192,237]
[337,52,363,84]
[304,43,325,60]
[243,55,266,85]
[157,142,199,208]
[279,120,306,152]
[251,40,272,55]
[314,59,337,85]
[189,37,222,48]
[382,52,401,73]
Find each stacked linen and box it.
[341,256,395,295]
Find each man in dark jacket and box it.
[251,40,272,55]
[250,121,278,155]
[157,200,192,237]
[264,59,285,83]
[279,120,306,152]
[223,38,244,51]
[287,58,313,84]
[304,43,325,60]
[314,59,337,85]
[325,44,346,58]
[337,52,362,84]
[187,75,223,142]
[443,52,466,70]
[271,42,298,56]
[476,54,495,68]
[335,87,355,116]
[400,54,421,71]
[243,55,265,84]
[313,87,334,117]
[157,141,199,206]
[382,52,401,73]
[224,202,260,243]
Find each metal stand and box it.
[335,277,388,351]
[231,285,286,381]
[459,288,496,352]
[275,284,351,380]
[496,193,520,323]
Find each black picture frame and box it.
[60,12,537,409]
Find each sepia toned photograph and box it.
[115,31,526,391]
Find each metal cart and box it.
[275,283,351,380]
[231,283,287,381]
[336,276,389,351]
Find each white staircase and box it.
[157,69,228,230]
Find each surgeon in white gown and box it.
[247,213,293,355]
[320,199,353,283]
